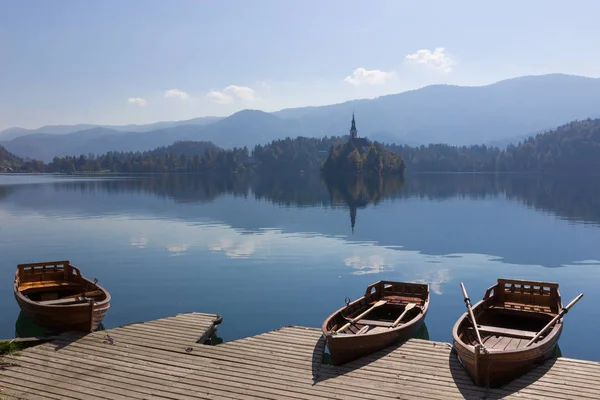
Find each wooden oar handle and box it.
[459,282,484,346]
[460,282,469,302]
[563,293,584,312]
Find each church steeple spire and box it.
[350,112,357,140]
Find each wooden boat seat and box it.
[356,319,395,328]
[19,281,81,290]
[380,296,424,306]
[477,325,537,339]
[38,297,90,306]
[367,327,390,334]
[491,302,553,314]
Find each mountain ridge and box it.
[3,73,600,161]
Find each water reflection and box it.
[2,173,598,229]
[0,173,598,361]
[323,175,405,233]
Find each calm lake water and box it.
[1,173,599,361]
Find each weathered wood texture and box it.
[1,312,599,400]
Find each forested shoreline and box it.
[2,118,599,175]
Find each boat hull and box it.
[453,324,561,387]
[322,281,430,366]
[326,306,428,365]
[452,278,564,387]
[14,294,110,332]
[14,261,111,333]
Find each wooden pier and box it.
[1,312,599,399]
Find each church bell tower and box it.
[350,113,357,140]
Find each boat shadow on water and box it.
[448,345,562,398]
[311,323,429,384]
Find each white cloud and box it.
[167,244,188,256]
[130,235,148,248]
[344,254,392,275]
[413,269,450,295]
[164,89,189,100]
[206,85,256,104]
[127,97,147,106]
[208,237,259,258]
[344,68,395,86]
[405,48,454,73]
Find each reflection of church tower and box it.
[350,112,357,141]
[350,203,357,234]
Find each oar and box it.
[525,293,584,347]
[460,282,484,346]
[389,303,417,329]
[336,300,387,333]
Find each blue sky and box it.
[1,0,599,130]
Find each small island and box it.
[321,114,406,176]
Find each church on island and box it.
[348,113,370,152]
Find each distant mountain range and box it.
[0,116,223,141]
[2,73,600,161]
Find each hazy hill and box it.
[3,74,600,160]
[0,116,223,141]
[2,125,214,162]
[148,141,219,156]
[498,118,600,172]
[274,74,600,144]
[1,111,298,161]
[198,109,302,148]
[0,145,21,167]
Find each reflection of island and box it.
[2,173,600,228]
[323,175,405,233]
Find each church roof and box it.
[352,137,370,148]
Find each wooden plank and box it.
[477,324,537,339]
[0,380,75,400]
[116,323,207,342]
[2,355,239,400]
[34,336,482,398]
[492,335,513,350]
[4,316,600,400]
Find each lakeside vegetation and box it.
[3,118,600,175]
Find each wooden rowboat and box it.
[322,281,429,365]
[453,278,565,387]
[14,261,110,333]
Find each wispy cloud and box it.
[405,48,454,73]
[344,67,395,86]
[413,269,450,295]
[127,97,147,106]
[208,237,259,258]
[167,244,188,256]
[164,89,189,100]
[206,85,256,104]
[344,254,392,275]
